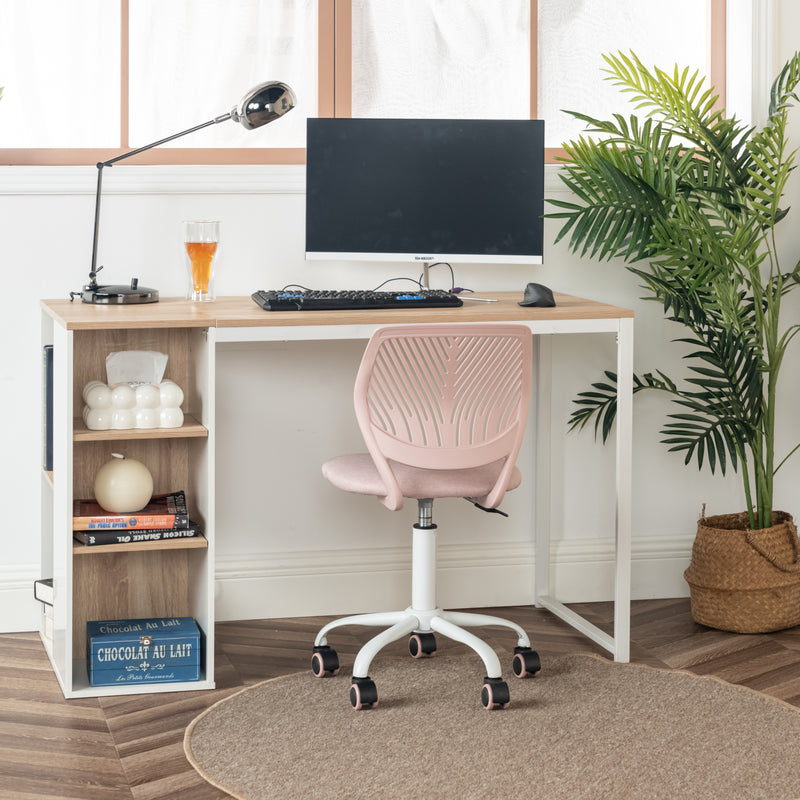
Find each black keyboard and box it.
[251,288,463,311]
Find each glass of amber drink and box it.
[184,221,220,301]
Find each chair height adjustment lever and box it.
[466,499,509,517]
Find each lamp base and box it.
[81,282,159,304]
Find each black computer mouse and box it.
[518,282,556,307]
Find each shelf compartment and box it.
[71,546,202,656]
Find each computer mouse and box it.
[518,282,556,307]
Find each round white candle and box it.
[93,453,154,513]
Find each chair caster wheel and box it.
[481,677,509,710]
[350,677,378,710]
[311,645,340,677]
[512,646,541,678]
[409,632,437,658]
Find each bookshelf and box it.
[40,300,216,698]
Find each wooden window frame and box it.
[1,0,725,167]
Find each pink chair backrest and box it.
[354,323,533,510]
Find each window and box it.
[0,0,332,164]
[537,0,725,151]
[342,0,726,163]
[0,0,121,149]
[0,0,725,166]
[349,1,532,121]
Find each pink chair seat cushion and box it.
[322,453,521,501]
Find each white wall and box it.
[3,2,800,631]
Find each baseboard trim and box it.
[3,535,695,632]
[0,566,43,633]
[214,535,695,621]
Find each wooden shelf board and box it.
[73,414,207,442]
[72,535,208,556]
[68,658,213,697]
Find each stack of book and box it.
[72,490,201,547]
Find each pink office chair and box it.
[313,323,541,709]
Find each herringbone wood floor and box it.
[4,599,800,799]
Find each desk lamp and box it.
[74,80,296,304]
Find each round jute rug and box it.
[184,653,800,799]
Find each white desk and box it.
[41,291,633,701]
[209,291,635,661]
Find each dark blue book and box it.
[42,345,53,471]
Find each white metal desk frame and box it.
[215,314,634,662]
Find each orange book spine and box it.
[72,513,189,531]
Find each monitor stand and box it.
[421,262,431,289]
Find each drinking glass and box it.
[184,221,220,301]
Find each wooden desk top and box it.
[41,292,634,331]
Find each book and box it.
[72,490,189,531]
[34,577,54,605]
[74,521,202,546]
[42,345,53,471]
[43,603,54,642]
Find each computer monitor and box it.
[305,118,544,268]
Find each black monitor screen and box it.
[305,118,544,265]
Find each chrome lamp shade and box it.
[231,81,296,130]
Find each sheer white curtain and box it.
[0,0,120,147]
[129,0,316,148]
[539,0,710,147]
[351,0,531,120]
[352,0,713,150]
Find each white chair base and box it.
[312,504,541,709]
[314,606,532,680]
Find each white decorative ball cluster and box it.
[83,380,185,430]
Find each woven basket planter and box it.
[684,511,800,633]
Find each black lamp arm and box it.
[88,112,234,286]
[101,112,233,168]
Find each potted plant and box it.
[548,50,800,632]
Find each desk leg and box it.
[533,320,633,663]
[534,334,552,607]
[613,317,634,662]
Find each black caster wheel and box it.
[311,645,340,677]
[481,677,510,710]
[350,677,378,710]
[512,646,541,678]
[409,632,437,658]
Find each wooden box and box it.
[86,616,201,687]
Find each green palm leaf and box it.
[553,50,800,523]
